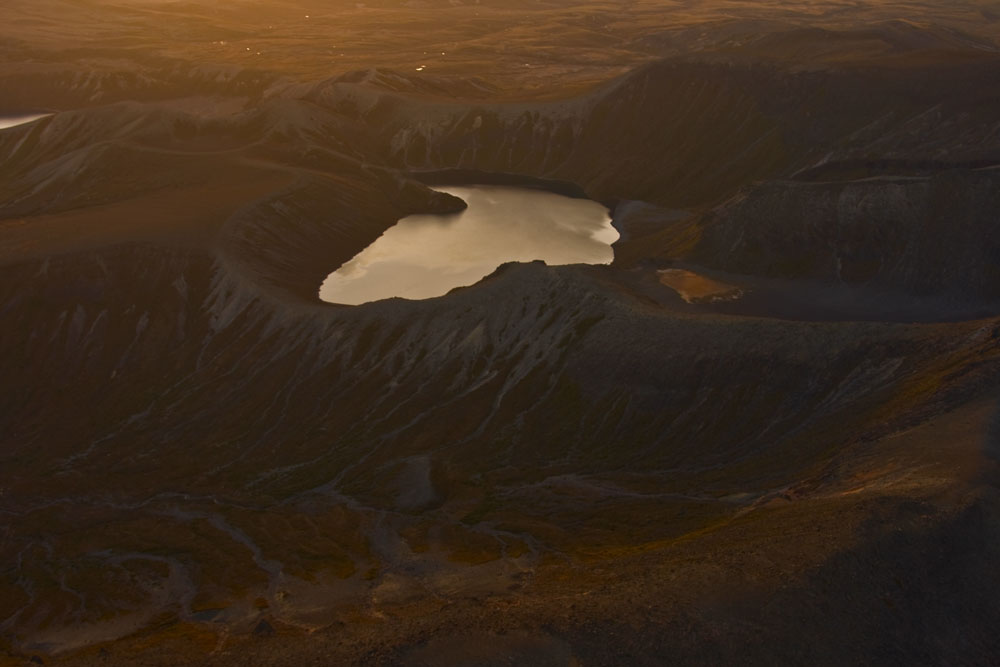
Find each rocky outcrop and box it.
[694,168,1000,299]
[2,234,998,656]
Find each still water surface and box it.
[0,114,51,130]
[320,185,617,305]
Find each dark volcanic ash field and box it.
[2,1,1000,664]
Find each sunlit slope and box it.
[2,0,999,108]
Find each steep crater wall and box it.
[694,168,1000,300]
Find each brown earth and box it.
[2,1,1000,665]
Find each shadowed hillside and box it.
[2,2,1000,665]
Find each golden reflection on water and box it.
[320,185,617,305]
[0,114,50,130]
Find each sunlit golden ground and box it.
[3,0,1000,102]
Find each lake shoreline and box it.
[320,184,617,305]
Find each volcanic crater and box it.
[2,2,1000,665]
